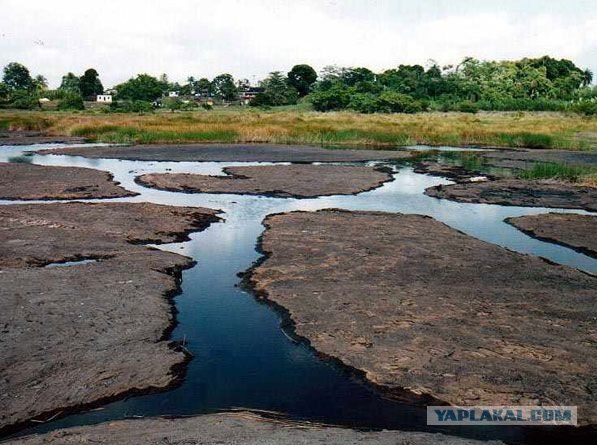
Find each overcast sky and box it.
[1,0,595,88]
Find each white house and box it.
[96,94,113,103]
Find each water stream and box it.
[1,144,595,444]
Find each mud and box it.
[507,213,597,258]
[3,412,503,445]
[413,161,495,183]
[0,131,86,146]
[248,210,597,424]
[136,165,393,198]
[38,143,413,162]
[425,179,597,211]
[0,163,136,200]
[0,202,219,433]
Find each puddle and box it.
[44,259,98,268]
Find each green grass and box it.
[71,125,238,144]
[518,162,597,182]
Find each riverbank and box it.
[1,110,596,149]
[0,203,219,434]
[248,210,597,425]
[3,412,503,445]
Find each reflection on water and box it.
[2,143,595,443]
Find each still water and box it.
[2,144,596,444]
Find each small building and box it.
[96,94,113,103]
[240,87,264,105]
[168,91,179,98]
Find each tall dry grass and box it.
[1,109,596,149]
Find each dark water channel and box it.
[1,144,596,444]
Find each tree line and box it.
[0,56,595,114]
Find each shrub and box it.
[9,91,40,110]
[109,100,153,113]
[57,93,84,111]
[570,100,597,116]
[376,91,424,113]
[309,86,352,111]
[457,100,479,113]
[347,93,379,113]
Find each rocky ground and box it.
[38,143,413,162]
[0,202,219,433]
[4,412,503,445]
[506,213,597,258]
[137,165,393,198]
[0,163,136,200]
[248,210,597,425]
[413,162,496,183]
[425,179,597,211]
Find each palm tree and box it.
[582,69,593,87]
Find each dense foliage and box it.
[309,56,595,114]
[0,57,595,114]
[250,71,298,107]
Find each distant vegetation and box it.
[2,110,595,150]
[0,56,595,115]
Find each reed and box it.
[1,109,595,149]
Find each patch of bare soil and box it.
[425,179,597,211]
[39,143,413,162]
[0,163,136,200]
[3,412,503,445]
[137,165,393,198]
[0,202,219,433]
[507,213,597,258]
[248,210,597,424]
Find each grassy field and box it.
[1,108,596,150]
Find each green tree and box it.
[33,75,48,94]
[57,92,85,110]
[59,72,81,93]
[196,78,212,96]
[251,71,297,106]
[116,74,164,101]
[287,64,317,97]
[309,84,352,111]
[0,82,9,102]
[211,74,238,100]
[2,62,34,91]
[79,68,104,98]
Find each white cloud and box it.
[0,0,595,88]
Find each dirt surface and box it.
[481,149,597,170]
[4,412,503,445]
[0,163,136,200]
[38,143,413,162]
[248,210,597,424]
[507,213,597,258]
[413,161,495,183]
[0,202,219,433]
[137,165,393,198]
[425,179,597,211]
[0,131,86,146]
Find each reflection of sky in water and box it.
[3,143,596,442]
